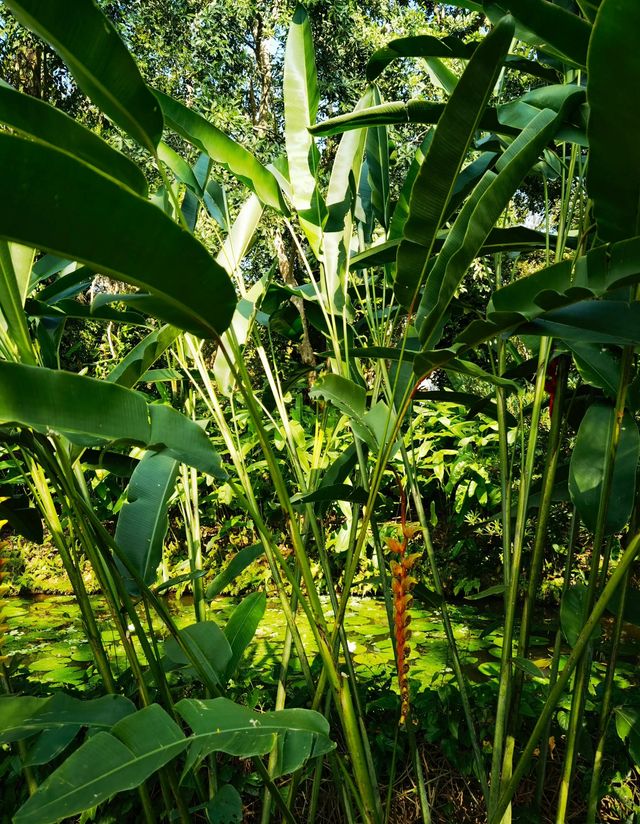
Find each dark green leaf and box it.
[0,133,236,338]
[0,83,147,195]
[115,450,179,593]
[206,785,243,824]
[13,705,186,824]
[176,697,335,778]
[0,362,225,478]
[291,484,369,506]
[4,0,163,150]
[224,592,266,680]
[155,90,285,213]
[587,0,640,241]
[205,544,265,600]
[569,403,640,534]
[164,622,232,686]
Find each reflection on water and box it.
[4,594,639,694]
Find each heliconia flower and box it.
[387,529,420,726]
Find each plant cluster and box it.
[1,1,640,822]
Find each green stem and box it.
[489,337,551,817]
[490,529,640,824]
[555,346,633,823]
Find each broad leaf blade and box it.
[13,705,186,824]
[115,450,179,593]
[0,84,147,195]
[569,403,640,535]
[4,0,163,151]
[0,133,236,338]
[395,14,514,309]
[587,0,640,241]
[176,697,335,778]
[205,544,265,600]
[0,362,225,478]
[224,591,266,680]
[155,90,285,213]
[283,4,326,237]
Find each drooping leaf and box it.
[395,15,514,309]
[163,621,232,687]
[568,341,620,399]
[13,705,187,824]
[0,694,136,745]
[0,83,147,195]
[115,450,179,593]
[224,592,266,680]
[107,325,180,389]
[155,90,285,213]
[206,785,243,824]
[367,34,474,81]
[417,92,584,347]
[0,133,236,338]
[205,544,265,600]
[283,4,326,235]
[3,0,163,151]
[414,236,640,379]
[522,301,640,345]
[486,0,591,67]
[569,403,640,534]
[0,362,225,478]
[587,0,640,241]
[310,99,518,138]
[561,584,601,646]
[290,484,369,506]
[176,697,335,778]
[351,226,562,270]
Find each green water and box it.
[4,595,638,695]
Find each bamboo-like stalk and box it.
[490,527,640,824]
[555,346,634,822]
[489,336,552,818]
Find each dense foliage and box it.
[2,1,640,822]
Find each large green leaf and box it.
[388,132,433,240]
[155,90,285,213]
[0,694,135,744]
[366,86,390,230]
[569,403,640,535]
[224,591,266,679]
[205,544,265,600]
[283,4,326,234]
[367,34,474,81]
[13,705,187,824]
[615,706,640,765]
[417,93,584,346]
[0,83,147,195]
[366,34,557,83]
[176,697,335,778]
[310,99,518,138]
[521,301,640,345]
[560,584,601,647]
[0,362,225,478]
[352,226,561,270]
[0,133,236,338]
[414,236,640,378]
[3,0,162,151]
[164,621,232,687]
[486,0,591,67]
[587,0,640,241]
[395,15,514,309]
[107,325,180,389]
[115,450,179,593]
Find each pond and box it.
[4,595,639,696]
